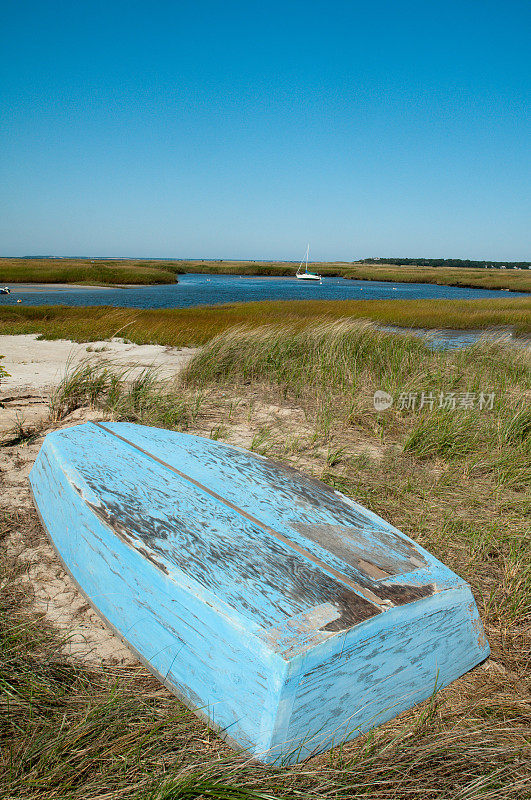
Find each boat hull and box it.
[30,422,489,764]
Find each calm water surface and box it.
[2,273,529,309]
[381,327,529,350]
[3,274,529,350]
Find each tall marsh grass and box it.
[183,321,531,648]
[0,296,530,345]
[0,258,178,285]
[345,264,531,292]
[184,319,529,395]
[185,319,430,394]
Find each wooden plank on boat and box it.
[29,421,489,764]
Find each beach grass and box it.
[2,321,530,798]
[48,360,204,430]
[185,320,531,485]
[0,296,530,346]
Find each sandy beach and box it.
[0,334,196,392]
[2,283,116,292]
[0,333,197,439]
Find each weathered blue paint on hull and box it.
[29,422,489,764]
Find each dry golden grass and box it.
[0,258,180,285]
[0,296,530,345]
[345,263,531,292]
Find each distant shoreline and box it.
[2,271,530,295]
[4,283,116,292]
[1,258,530,292]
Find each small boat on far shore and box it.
[296,244,322,281]
[0,286,10,294]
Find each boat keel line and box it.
[92,421,391,611]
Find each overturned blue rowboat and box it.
[30,422,489,764]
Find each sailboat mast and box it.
[296,243,321,281]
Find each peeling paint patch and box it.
[357,559,391,580]
[291,521,427,577]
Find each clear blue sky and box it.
[1,0,529,261]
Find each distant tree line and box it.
[357,258,531,269]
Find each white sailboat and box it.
[296,244,322,281]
